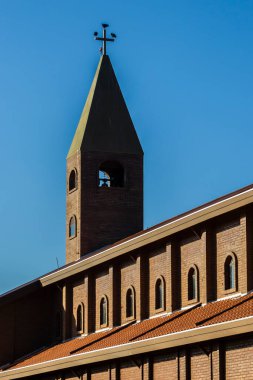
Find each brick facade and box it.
[3,207,253,368]
[180,231,207,307]
[120,258,140,324]
[148,245,171,316]
[66,153,82,264]
[66,151,143,265]
[95,269,113,330]
[153,353,178,379]
[216,212,247,298]
[72,279,86,336]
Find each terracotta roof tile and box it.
[5,292,253,372]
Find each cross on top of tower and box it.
[94,23,117,56]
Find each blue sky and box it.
[1,0,253,293]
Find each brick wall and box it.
[0,286,56,366]
[79,151,143,258]
[71,278,86,336]
[180,230,207,307]
[226,338,253,379]
[90,364,109,380]
[153,352,177,379]
[190,347,210,380]
[120,360,142,380]
[95,269,112,330]
[148,244,171,316]
[216,213,247,298]
[66,152,81,264]
[246,206,253,291]
[0,302,15,364]
[60,209,253,343]
[5,204,253,370]
[120,258,140,323]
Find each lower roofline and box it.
[1,315,253,379]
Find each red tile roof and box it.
[4,292,253,371]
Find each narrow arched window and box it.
[99,161,124,188]
[225,255,236,290]
[69,169,77,191]
[100,296,108,326]
[76,303,84,333]
[188,266,198,301]
[56,311,62,338]
[155,277,165,310]
[126,287,135,318]
[69,216,76,238]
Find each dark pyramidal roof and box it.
[68,55,143,157]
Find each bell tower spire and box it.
[66,26,143,264]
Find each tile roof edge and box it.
[1,315,253,379]
[196,292,253,326]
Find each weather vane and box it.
[94,23,117,56]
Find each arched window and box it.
[155,277,165,310]
[188,266,198,301]
[100,296,108,326]
[69,216,77,238]
[56,311,62,338]
[76,303,84,333]
[99,161,124,188]
[69,169,77,191]
[126,287,135,318]
[225,255,236,290]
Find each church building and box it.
[1,25,253,380]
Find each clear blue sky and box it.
[1,0,253,293]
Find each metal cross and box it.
[94,24,117,56]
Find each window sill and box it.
[69,235,77,240]
[223,287,237,295]
[155,307,165,314]
[187,297,199,305]
[125,316,136,322]
[68,187,77,194]
[100,323,108,329]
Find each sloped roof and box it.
[67,55,143,157]
[4,292,253,372]
[1,183,253,302]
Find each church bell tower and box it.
[66,25,143,263]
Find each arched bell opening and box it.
[98,161,124,188]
